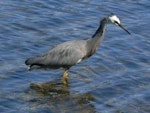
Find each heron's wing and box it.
[25,40,87,68]
[43,40,87,66]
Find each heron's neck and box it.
[87,18,108,49]
[92,17,108,40]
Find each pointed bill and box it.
[118,23,131,35]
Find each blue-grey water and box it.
[0,0,150,113]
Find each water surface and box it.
[0,0,150,113]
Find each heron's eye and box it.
[114,21,119,25]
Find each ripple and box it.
[0,0,149,113]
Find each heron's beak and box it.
[118,23,131,35]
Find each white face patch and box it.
[109,15,121,25]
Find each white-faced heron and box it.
[25,15,130,84]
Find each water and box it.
[0,0,149,113]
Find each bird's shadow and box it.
[29,81,69,96]
[27,80,95,113]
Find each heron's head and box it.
[108,15,131,34]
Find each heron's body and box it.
[26,40,87,69]
[25,15,130,84]
[25,18,107,69]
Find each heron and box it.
[25,15,130,84]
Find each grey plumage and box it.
[25,18,109,69]
[25,15,130,84]
[25,40,88,69]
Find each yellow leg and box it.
[63,70,69,79]
[61,70,69,85]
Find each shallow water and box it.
[0,0,150,113]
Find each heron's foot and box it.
[61,70,69,85]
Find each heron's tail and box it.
[25,56,44,66]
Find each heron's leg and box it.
[63,70,69,79]
[61,69,69,85]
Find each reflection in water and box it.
[27,81,95,113]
